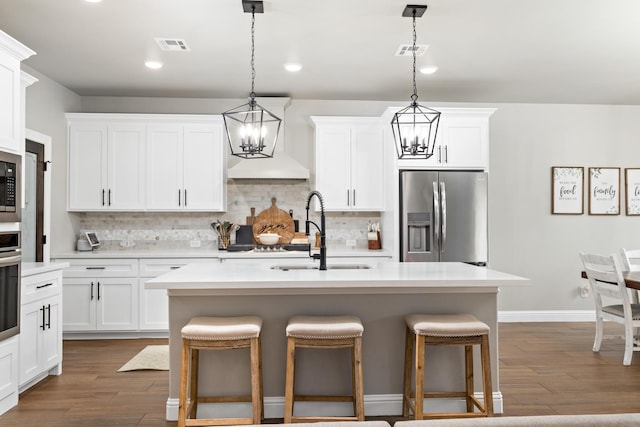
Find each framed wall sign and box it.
[589,167,620,215]
[551,167,584,214]
[625,168,640,215]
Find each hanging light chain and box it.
[411,8,418,104]
[250,5,256,100]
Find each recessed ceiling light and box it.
[284,63,302,72]
[420,65,439,75]
[85,0,103,3]
[145,61,163,70]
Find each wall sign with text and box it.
[625,168,640,216]
[589,167,620,215]
[551,167,584,215]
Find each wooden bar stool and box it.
[284,315,365,423]
[178,316,263,427]
[402,313,493,420]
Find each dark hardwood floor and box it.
[2,322,640,426]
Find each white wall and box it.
[21,65,81,257]
[488,103,640,312]
[24,87,640,313]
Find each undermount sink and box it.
[270,264,372,271]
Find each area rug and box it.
[117,345,169,372]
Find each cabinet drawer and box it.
[139,258,214,277]
[21,271,61,304]
[60,259,138,278]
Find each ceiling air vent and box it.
[395,44,429,57]
[154,38,190,52]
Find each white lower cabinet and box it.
[57,257,215,335]
[138,258,212,331]
[63,277,138,332]
[59,259,139,333]
[19,268,63,392]
[0,337,18,416]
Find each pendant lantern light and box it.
[223,0,281,159]
[391,5,441,160]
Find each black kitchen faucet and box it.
[305,190,327,270]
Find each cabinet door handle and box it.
[444,145,448,163]
[36,282,53,289]
[40,306,46,330]
[178,189,181,206]
[438,146,442,163]
[170,266,181,270]
[90,282,94,300]
[353,189,356,206]
[108,189,112,206]
[86,266,106,270]
[184,189,187,207]
[97,282,101,301]
[347,189,350,206]
[46,304,51,329]
[102,189,106,206]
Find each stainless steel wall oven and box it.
[0,231,21,341]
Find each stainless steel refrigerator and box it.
[400,170,488,265]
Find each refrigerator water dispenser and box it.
[407,212,430,252]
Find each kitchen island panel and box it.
[168,291,498,398]
[148,261,526,420]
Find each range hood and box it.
[227,151,310,179]
[226,97,310,180]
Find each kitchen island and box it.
[146,260,527,421]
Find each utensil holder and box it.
[220,235,230,249]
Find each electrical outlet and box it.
[346,239,356,247]
[190,240,201,248]
[580,285,590,298]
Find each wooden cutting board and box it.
[252,197,295,244]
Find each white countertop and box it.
[146,261,528,296]
[52,247,392,260]
[52,249,220,259]
[22,261,70,277]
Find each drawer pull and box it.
[86,266,106,270]
[170,266,181,270]
[36,282,54,289]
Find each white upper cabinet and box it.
[394,107,496,170]
[66,114,226,212]
[0,31,34,154]
[67,118,145,211]
[312,116,385,211]
[147,123,225,211]
[146,125,183,209]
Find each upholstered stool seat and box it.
[402,313,493,420]
[178,316,263,427]
[284,315,365,423]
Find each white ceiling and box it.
[1,0,639,104]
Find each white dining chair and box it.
[620,248,640,271]
[620,248,640,303]
[580,251,640,366]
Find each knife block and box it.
[368,231,381,250]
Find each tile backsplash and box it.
[75,180,381,251]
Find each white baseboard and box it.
[165,393,504,421]
[498,310,595,323]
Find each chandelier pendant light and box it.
[223,0,281,159]
[391,5,441,160]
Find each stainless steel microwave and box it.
[0,151,20,223]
